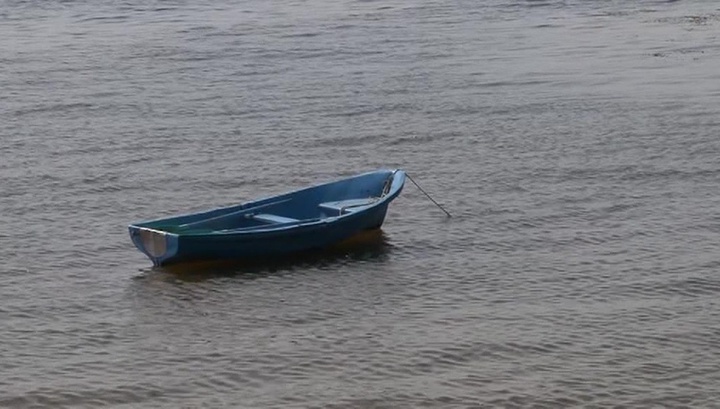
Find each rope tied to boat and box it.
[381,169,397,197]
[406,173,452,218]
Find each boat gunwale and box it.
[128,169,405,237]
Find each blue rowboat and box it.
[129,169,405,266]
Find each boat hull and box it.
[128,170,404,266]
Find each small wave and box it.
[76,15,129,23]
[13,102,93,117]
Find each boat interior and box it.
[140,170,400,235]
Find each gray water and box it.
[3,0,720,407]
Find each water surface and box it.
[2,0,720,407]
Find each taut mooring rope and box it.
[406,173,452,218]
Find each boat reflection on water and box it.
[148,228,393,281]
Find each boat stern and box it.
[128,226,179,266]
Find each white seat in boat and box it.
[253,214,299,224]
[319,198,378,215]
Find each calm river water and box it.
[2,0,720,407]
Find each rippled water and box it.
[3,0,720,407]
